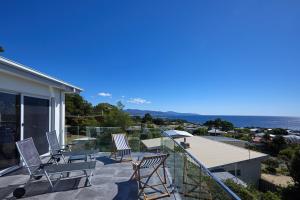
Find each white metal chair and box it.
[46,131,96,163]
[14,137,96,198]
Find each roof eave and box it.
[0,56,83,93]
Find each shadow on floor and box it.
[113,180,138,200]
[0,184,24,200]
[0,177,84,199]
[96,156,119,165]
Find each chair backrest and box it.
[16,137,42,175]
[46,131,60,154]
[139,154,169,169]
[112,134,130,150]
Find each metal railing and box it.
[161,132,241,200]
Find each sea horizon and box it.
[166,114,300,131]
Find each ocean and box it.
[168,115,300,131]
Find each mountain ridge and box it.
[125,109,200,117]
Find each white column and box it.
[59,91,65,146]
[20,94,24,140]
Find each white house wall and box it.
[0,71,65,144]
[210,158,264,186]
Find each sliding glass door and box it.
[24,96,50,155]
[0,92,20,171]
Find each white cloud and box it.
[127,98,151,104]
[98,92,112,97]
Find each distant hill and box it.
[125,109,200,118]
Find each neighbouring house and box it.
[208,128,227,135]
[176,136,268,186]
[283,135,300,144]
[250,128,260,133]
[141,138,162,151]
[0,57,82,176]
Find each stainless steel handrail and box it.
[161,130,241,200]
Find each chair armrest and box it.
[25,164,42,168]
[51,152,63,156]
[132,161,141,166]
[39,163,53,169]
[25,163,53,170]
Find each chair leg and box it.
[130,169,138,180]
[44,171,54,189]
[137,169,142,190]
[84,170,92,186]
[138,165,170,200]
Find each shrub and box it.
[193,127,208,135]
[261,191,281,200]
[290,150,300,186]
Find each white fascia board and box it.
[0,56,83,93]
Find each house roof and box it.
[208,129,227,134]
[0,56,83,93]
[141,138,162,150]
[202,136,246,142]
[176,136,268,168]
[163,130,193,138]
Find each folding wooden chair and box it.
[130,154,170,200]
[110,133,132,162]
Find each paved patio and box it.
[0,153,176,200]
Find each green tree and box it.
[65,94,132,129]
[175,126,184,131]
[101,105,132,130]
[193,127,208,136]
[263,133,271,141]
[261,191,281,200]
[225,180,280,200]
[93,103,114,115]
[66,94,93,116]
[290,150,300,186]
[221,120,234,131]
[263,158,279,174]
[131,116,142,124]
[279,145,300,170]
[142,113,153,123]
[269,128,288,135]
[269,136,287,155]
[65,94,93,126]
[224,180,258,200]
[203,118,234,131]
[116,101,125,110]
[152,118,165,125]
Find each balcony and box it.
[0,126,240,200]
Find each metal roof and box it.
[163,130,193,138]
[202,136,245,142]
[141,138,162,150]
[0,56,83,93]
[176,136,268,168]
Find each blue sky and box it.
[1,0,300,116]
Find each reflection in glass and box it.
[0,92,20,170]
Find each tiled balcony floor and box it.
[0,153,176,200]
